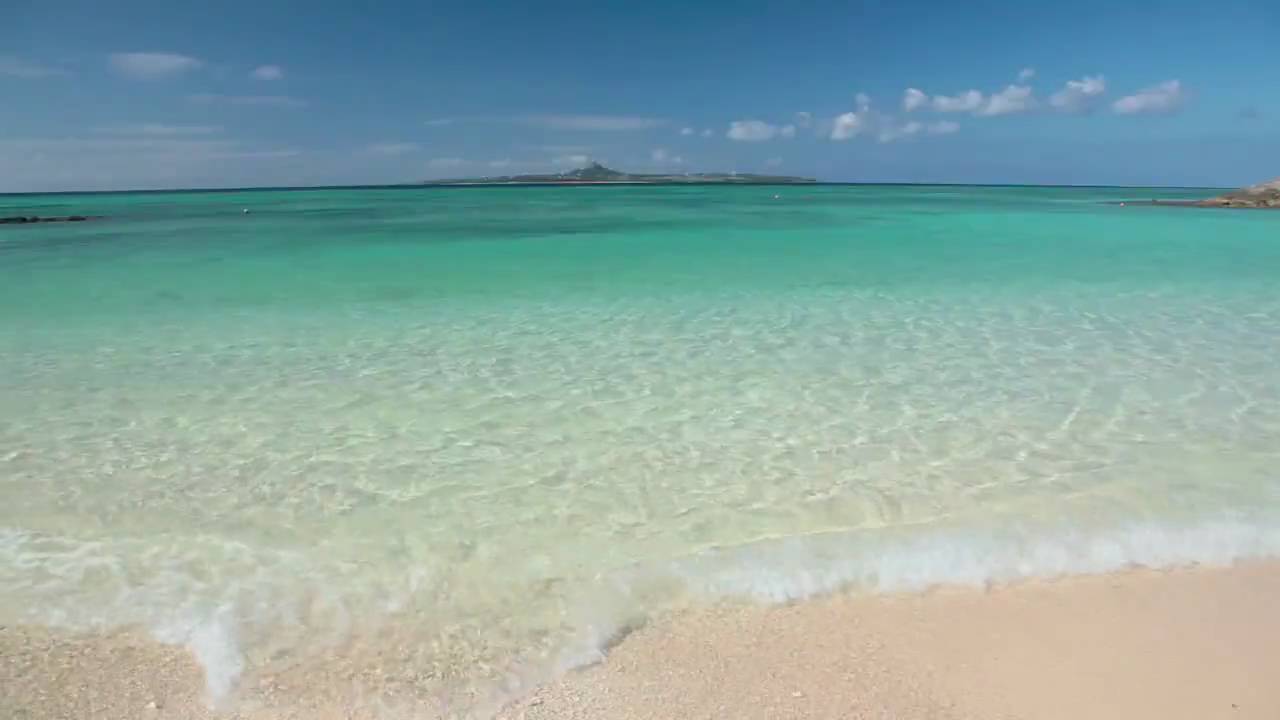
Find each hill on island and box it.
[426,162,815,185]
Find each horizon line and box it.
[0,180,1230,197]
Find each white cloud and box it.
[97,124,222,136]
[830,111,867,140]
[218,149,301,159]
[528,144,594,154]
[701,128,713,138]
[1112,80,1184,115]
[764,157,783,168]
[829,92,879,140]
[250,65,284,81]
[0,56,67,78]
[4,138,239,154]
[188,93,307,108]
[520,114,664,131]
[722,120,796,142]
[878,120,923,143]
[428,157,465,169]
[878,118,964,142]
[1049,75,1106,113]
[109,52,202,80]
[829,92,961,144]
[651,148,684,165]
[906,73,1038,117]
[794,111,813,128]
[679,127,694,136]
[420,115,661,131]
[978,84,1035,116]
[554,154,592,167]
[828,93,879,140]
[727,120,781,141]
[0,137,300,192]
[365,142,421,156]
[932,90,984,113]
[902,88,928,112]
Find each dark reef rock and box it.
[1194,178,1280,209]
[1115,178,1280,210]
[0,215,98,225]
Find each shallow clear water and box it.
[2,185,1279,710]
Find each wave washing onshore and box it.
[500,560,1280,720]
[2,184,1278,717]
[5,516,1280,714]
[5,560,1278,720]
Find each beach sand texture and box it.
[5,561,1277,720]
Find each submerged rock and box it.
[0,215,97,224]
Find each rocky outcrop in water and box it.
[0,215,97,224]
[1195,178,1280,209]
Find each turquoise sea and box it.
[2,185,1279,712]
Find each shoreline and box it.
[501,560,1280,720]
[4,561,1278,720]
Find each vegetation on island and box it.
[426,162,815,185]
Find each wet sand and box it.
[4,562,1278,720]
[502,561,1280,720]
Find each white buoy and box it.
[242,208,250,214]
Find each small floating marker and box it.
[773,194,780,200]
[242,208,250,214]
[1119,202,1126,207]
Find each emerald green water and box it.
[2,185,1278,713]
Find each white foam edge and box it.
[9,515,1280,709]
[152,605,244,705]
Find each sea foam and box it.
[5,515,1277,705]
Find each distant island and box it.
[423,162,816,186]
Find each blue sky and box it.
[2,0,1277,191]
